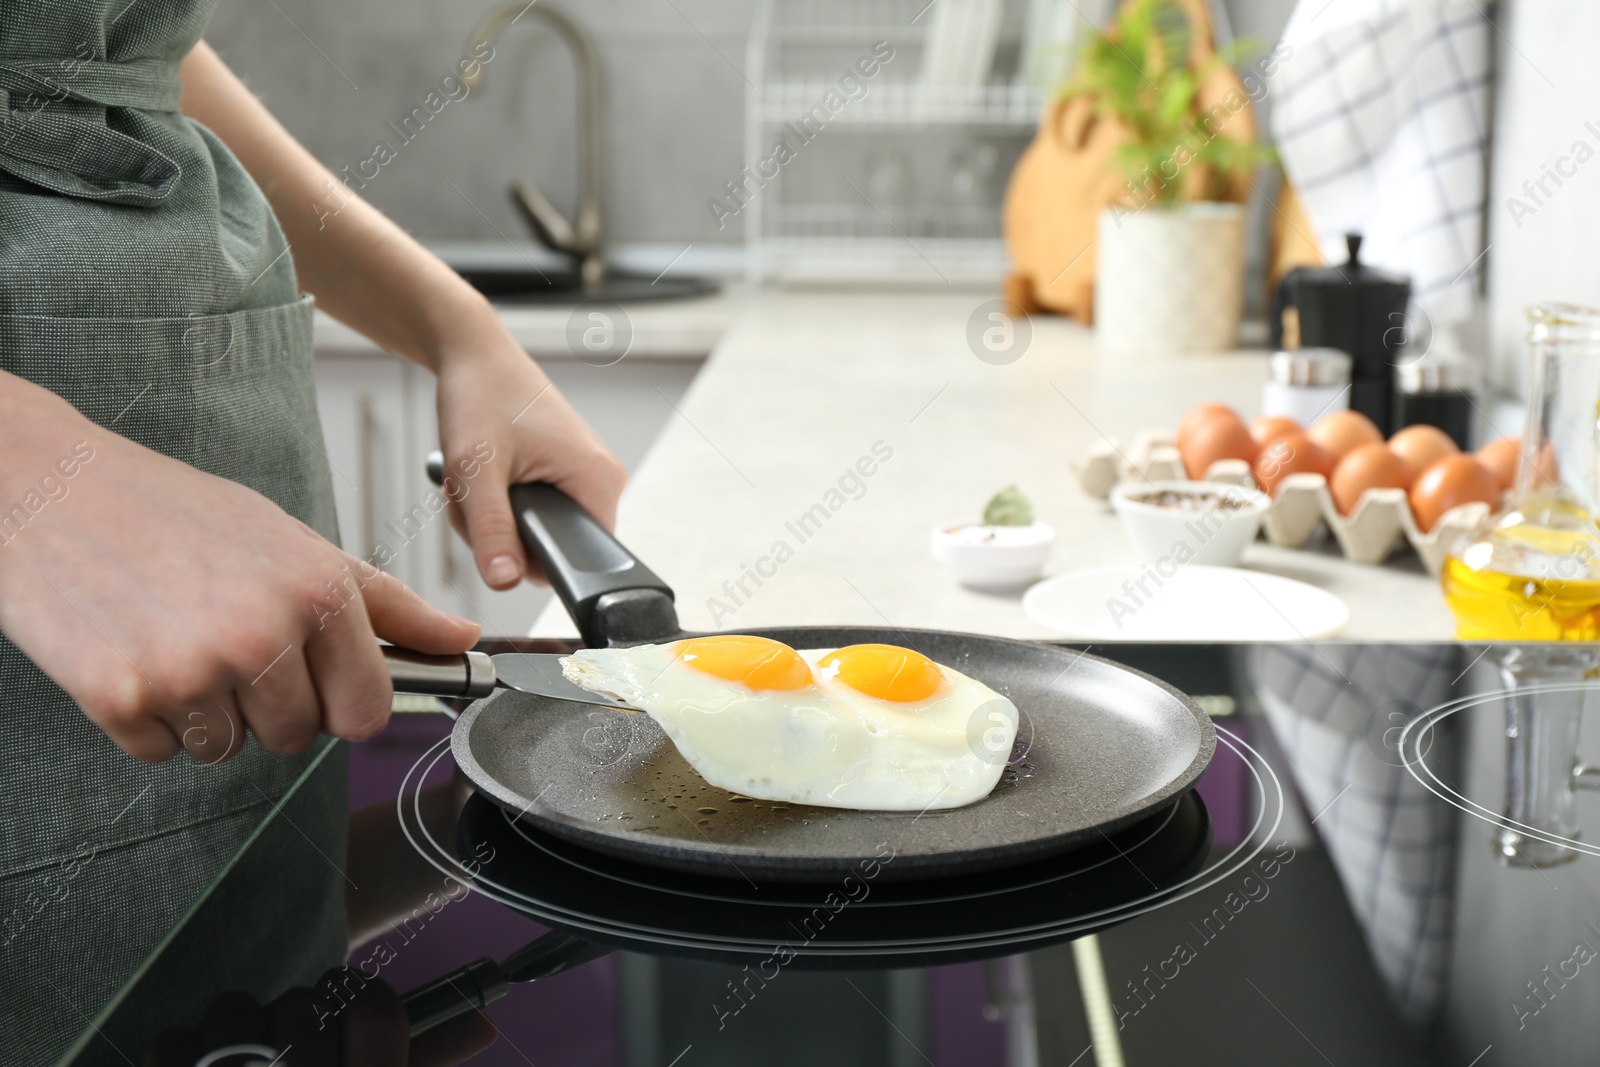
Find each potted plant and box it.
[1067,0,1275,354]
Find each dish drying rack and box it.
[743,0,1065,283]
[1075,431,1494,575]
[742,0,1239,284]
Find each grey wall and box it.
[204,0,754,247]
[204,0,1298,256]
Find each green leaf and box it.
[1158,72,1197,124]
[983,486,1035,527]
[1059,0,1272,197]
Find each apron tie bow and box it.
[0,57,185,206]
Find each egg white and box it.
[559,643,1019,811]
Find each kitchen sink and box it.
[457,267,719,305]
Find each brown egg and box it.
[1181,417,1258,480]
[1409,455,1500,532]
[1474,436,1558,492]
[1249,415,1302,446]
[1330,443,1415,515]
[1253,432,1333,497]
[1307,410,1384,463]
[1388,424,1459,475]
[1176,403,1243,451]
[1475,437,1521,490]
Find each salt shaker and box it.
[1261,348,1352,427]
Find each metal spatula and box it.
[382,645,636,711]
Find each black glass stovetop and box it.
[62,642,1600,1067]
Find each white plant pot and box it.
[1094,203,1245,355]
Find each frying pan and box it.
[401,787,1213,1034]
[452,788,1213,963]
[390,479,1216,883]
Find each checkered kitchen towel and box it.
[1268,0,1493,328]
[1249,644,1463,1033]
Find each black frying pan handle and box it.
[426,452,679,648]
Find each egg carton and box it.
[1072,431,1493,574]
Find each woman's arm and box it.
[178,41,627,588]
[178,41,481,371]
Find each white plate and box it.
[1022,564,1350,641]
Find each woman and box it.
[0,2,625,1060]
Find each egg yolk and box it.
[818,644,944,702]
[677,635,813,691]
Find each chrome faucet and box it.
[462,2,606,290]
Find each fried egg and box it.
[560,635,1019,811]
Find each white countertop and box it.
[527,287,1457,642]
[312,288,739,360]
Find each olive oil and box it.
[1435,304,1600,643]
[1443,556,1600,640]
[1442,521,1600,640]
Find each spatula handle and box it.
[402,957,508,1036]
[401,931,609,1036]
[383,646,497,698]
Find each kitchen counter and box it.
[312,285,739,361]
[524,287,1457,642]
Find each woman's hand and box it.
[0,375,480,763]
[434,322,627,589]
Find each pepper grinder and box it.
[1394,356,1482,448]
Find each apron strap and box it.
[0,58,185,207]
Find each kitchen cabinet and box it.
[313,343,704,637]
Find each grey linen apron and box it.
[0,3,349,1061]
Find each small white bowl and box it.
[931,520,1056,590]
[1109,481,1269,568]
